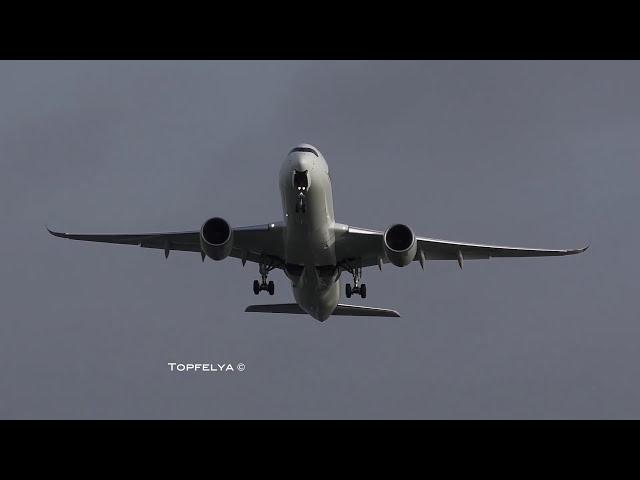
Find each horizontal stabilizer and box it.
[245,303,306,314]
[333,304,400,317]
[245,303,400,317]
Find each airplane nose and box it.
[290,155,314,172]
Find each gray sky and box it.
[1,60,639,419]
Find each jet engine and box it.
[200,217,233,261]
[383,224,417,267]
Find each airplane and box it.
[48,143,588,322]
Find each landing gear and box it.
[346,282,367,298]
[295,193,306,213]
[293,171,308,213]
[344,265,367,298]
[253,262,276,295]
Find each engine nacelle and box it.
[200,217,233,261]
[383,224,417,267]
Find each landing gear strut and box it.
[295,192,306,213]
[345,265,366,299]
[254,263,275,295]
[293,171,308,213]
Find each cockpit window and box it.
[290,147,319,157]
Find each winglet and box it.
[570,244,590,255]
[45,225,66,238]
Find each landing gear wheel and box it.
[341,264,367,298]
[256,262,276,295]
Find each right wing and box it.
[415,236,589,261]
[335,225,588,268]
[47,223,286,267]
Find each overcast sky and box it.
[1,60,639,419]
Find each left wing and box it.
[334,225,588,268]
[46,223,286,267]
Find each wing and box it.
[415,236,588,261]
[46,223,286,267]
[334,225,588,268]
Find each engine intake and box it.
[200,217,233,261]
[383,224,417,267]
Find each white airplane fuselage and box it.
[279,145,340,321]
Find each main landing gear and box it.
[345,265,367,299]
[253,262,275,295]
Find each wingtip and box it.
[45,225,66,238]
[574,244,590,254]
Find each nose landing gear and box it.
[293,170,308,214]
[253,263,275,295]
[295,191,306,213]
[344,265,366,299]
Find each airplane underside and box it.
[47,142,587,323]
